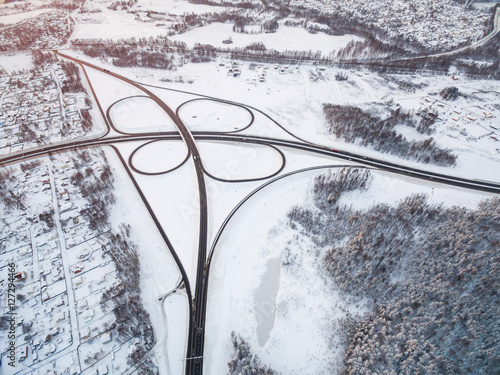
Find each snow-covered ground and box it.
[70,0,234,41]
[162,292,189,375]
[178,99,252,132]
[71,9,171,41]
[130,0,229,15]
[105,146,181,292]
[0,52,33,72]
[108,95,177,133]
[67,51,500,183]
[197,141,284,181]
[0,148,185,375]
[131,140,189,174]
[113,141,201,291]
[84,67,146,110]
[204,168,351,374]
[0,8,54,25]
[169,23,363,55]
[204,166,496,374]
[105,147,185,375]
[113,134,350,293]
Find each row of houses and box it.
[0,63,91,155]
[291,0,491,50]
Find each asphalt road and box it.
[1,52,500,375]
[55,51,209,374]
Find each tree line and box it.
[227,332,277,375]
[323,103,457,167]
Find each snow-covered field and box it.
[169,23,363,55]
[70,0,234,41]
[178,99,253,132]
[108,96,178,133]
[204,167,496,374]
[130,0,229,15]
[89,147,186,375]
[0,52,33,72]
[131,140,189,174]
[0,8,54,24]
[71,10,170,41]
[197,141,284,181]
[113,141,201,290]
[204,168,360,374]
[162,293,189,375]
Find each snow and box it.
[197,141,284,181]
[169,23,364,56]
[113,141,200,291]
[204,168,368,374]
[71,10,170,41]
[105,146,181,291]
[393,124,428,142]
[105,147,185,375]
[0,8,54,25]
[163,293,189,375]
[178,99,253,132]
[112,137,348,295]
[0,151,184,374]
[109,153,193,372]
[203,146,352,254]
[131,0,229,15]
[131,140,189,174]
[0,52,33,72]
[108,96,177,133]
[127,60,500,183]
[204,166,495,374]
[337,169,497,211]
[83,66,146,114]
[254,256,281,347]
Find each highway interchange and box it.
[1,52,499,375]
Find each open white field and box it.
[131,140,189,174]
[0,52,33,72]
[197,141,284,181]
[163,293,189,375]
[113,140,201,290]
[106,147,183,373]
[84,66,145,112]
[108,96,178,133]
[129,0,229,15]
[169,23,363,55]
[71,0,233,41]
[178,99,253,132]
[0,8,55,25]
[71,7,169,40]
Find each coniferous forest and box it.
[288,168,499,374]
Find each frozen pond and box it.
[254,256,282,347]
